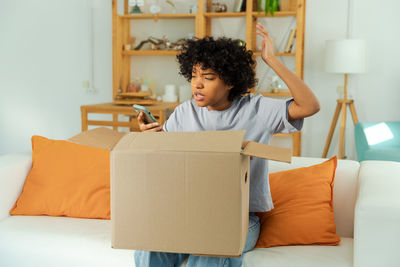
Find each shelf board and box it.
[119,11,296,19]
[204,12,246,18]
[113,98,158,105]
[120,14,196,19]
[274,133,293,137]
[122,50,295,57]
[259,90,291,97]
[252,11,297,17]
[254,51,295,56]
[122,50,180,56]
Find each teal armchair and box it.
[355,121,400,162]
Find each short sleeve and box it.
[256,96,303,134]
[162,104,184,132]
[280,98,303,133]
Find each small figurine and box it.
[212,2,227,12]
[170,38,186,50]
[134,36,186,51]
[134,37,164,50]
[127,79,141,92]
[130,4,142,14]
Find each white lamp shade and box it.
[324,39,366,74]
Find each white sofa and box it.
[1,152,400,267]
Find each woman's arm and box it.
[256,23,320,120]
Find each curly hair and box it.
[176,36,257,101]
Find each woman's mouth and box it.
[193,91,205,101]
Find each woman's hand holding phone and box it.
[138,112,163,132]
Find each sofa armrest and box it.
[0,152,32,221]
[354,160,400,267]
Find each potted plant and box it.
[259,0,279,16]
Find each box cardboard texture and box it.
[69,127,125,150]
[110,129,291,257]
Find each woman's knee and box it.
[243,215,260,253]
[134,250,186,267]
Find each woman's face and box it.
[191,64,233,111]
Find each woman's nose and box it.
[192,77,204,89]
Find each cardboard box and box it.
[110,130,291,257]
[69,127,126,150]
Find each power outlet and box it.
[87,87,96,94]
[82,81,96,95]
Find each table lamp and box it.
[322,39,366,159]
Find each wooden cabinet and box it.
[111,0,305,155]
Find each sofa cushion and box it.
[9,135,110,219]
[0,216,133,267]
[0,216,352,267]
[243,237,353,267]
[256,157,340,248]
[0,152,32,221]
[269,157,360,238]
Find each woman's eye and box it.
[205,77,215,80]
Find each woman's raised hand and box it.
[256,23,276,65]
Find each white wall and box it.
[303,0,400,159]
[1,0,399,159]
[0,0,112,154]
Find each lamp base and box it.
[322,98,359,159]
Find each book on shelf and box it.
[284,29,296,53]
[290,35,296,53]
[234,0,245,12]
[240,0,246,11]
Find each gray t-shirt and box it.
[163,94,303,212]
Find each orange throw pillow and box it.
[10,135,110,219]
[255,156,340,248]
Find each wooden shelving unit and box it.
[204,12,246,17]
[251,11,297,17]
[254,52,295,56]
[260,89,292,97]
[122,50,180,56]
[120,14,196,19]
[123,50,294,57]
[111,0,306,155]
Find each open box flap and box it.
[114,130,246,153]
[241,141,292,163]
[68,127,126,150]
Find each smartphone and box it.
[133,104,157,124]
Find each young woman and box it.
[135,23,320,267]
